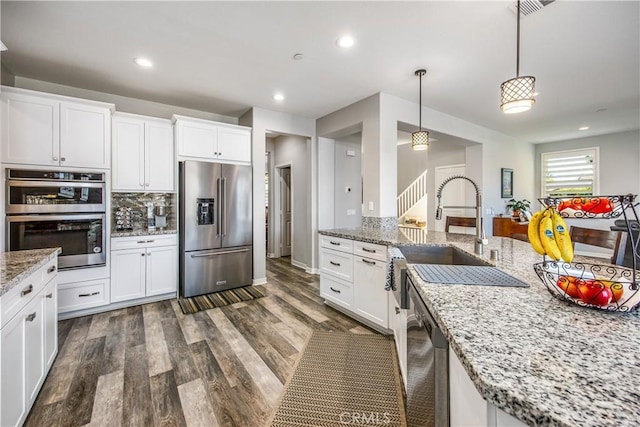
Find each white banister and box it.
[397,170,428,218]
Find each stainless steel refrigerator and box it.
[179,161,253,297]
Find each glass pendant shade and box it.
[500,75,536,114]
[411,130,429,151]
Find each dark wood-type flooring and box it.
[25,258,377,427]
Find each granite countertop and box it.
[319,227,640,426]
[0,248,61,297]
[111,229,177,238]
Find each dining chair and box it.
[445,216,476,233]
[569,226,622,264]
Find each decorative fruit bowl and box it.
[538,195,636,219]
[533,261,640,312]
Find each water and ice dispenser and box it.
[196,198,215,225]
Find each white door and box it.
[145,120,175,191]
[43,279,58,370]
[1,93,59,166]
[110,248,146,302]
[24,295,45,404]
[1,308,27,427]
[112,115,145,191]
[217,126,251,163]
[434,165,475,234]
[280,167,292,257]
[353,257,388,328]
[177,120,217,159]
[146,245,178,296]
[60,102,110,169]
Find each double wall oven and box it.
[6,169,107,270]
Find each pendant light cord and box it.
[516,0,521,77]
[418,73,422,131]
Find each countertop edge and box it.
[0,248,61,297]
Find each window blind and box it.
[541,148,599,197]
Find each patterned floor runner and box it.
[177,285,267,314]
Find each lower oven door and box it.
[7,213,106,269]
[406,276,449,427]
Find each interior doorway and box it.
[277,165,292,258]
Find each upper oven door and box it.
[7,213,107,269]
[6,180,106,214]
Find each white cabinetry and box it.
[449,346,528,427]
[1,86,113,168]
[319,235,389,331]
[0,257,58,427]
[389,294,407,385]
[110,235,177,303]
[174,115,251,164]
[112,113,174,192]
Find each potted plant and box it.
[506,198,531,218]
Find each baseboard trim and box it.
[253,277,267,285]
[306,267,319,275]
[290,259,307,271]
[58,292,176,320]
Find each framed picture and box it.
[501,168,513,199]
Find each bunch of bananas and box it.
[528,207,573,262]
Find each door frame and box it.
[273,162,293,259]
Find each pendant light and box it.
[412,69,429,151]
[500,0,536,114]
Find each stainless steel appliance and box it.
[179,161,252,297]
[5,168,107,269]
[405,272,449,426]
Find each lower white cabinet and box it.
[1,258,58,427]
[389,295,407,386]
[319,235,389,330]
[111,236,177,303]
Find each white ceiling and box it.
[1,1,638,143]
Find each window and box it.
[541,147,599,197]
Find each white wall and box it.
[334,133,362,228]
[12,77,237,123]
[272,134,309,268]
[240,107,316,281]
[318,137,336,232]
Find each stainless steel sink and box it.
[396,245,491,266]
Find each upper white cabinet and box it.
[173,115,251,164]
[112,113,174,192]
[1,86,113,169]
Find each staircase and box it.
[397,170,428,219]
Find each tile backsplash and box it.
[111,193,177,233]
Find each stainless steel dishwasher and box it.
[405,272,449,426]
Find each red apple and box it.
[601,280,625,304]
[578,280,613,306]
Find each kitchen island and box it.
[319,227,640,427]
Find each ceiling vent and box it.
[513,0,555,17]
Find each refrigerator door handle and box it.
[190,248,250,258]
[216,177,222,236]
[222,177,228,237]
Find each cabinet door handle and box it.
[60,157,66,162]
[21,285,33,297]
[137,240,155,244]
[362,259,376,265]
[52,156,58,162]
[395,306,400,315]
[329,261,341,266]
[330,287,341,294]
[79,291,100,297]
[141,253,146,257]
[329,241,341,246]
[47,265,57,274]
[26,313,36,322]
[46,293,53,299]
[362,247,376,253]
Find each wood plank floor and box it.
[25,258,378,427]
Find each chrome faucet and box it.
[436,175,488,255]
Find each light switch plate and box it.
[347,209,356,216]
[368,201,374,211]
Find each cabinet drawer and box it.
[320,275,353,309]
[319,235,353,254]
[58,279,109,313]
[111,234,177,250]
[320,248,353,282]
[1,259,56,329]
[354,241,387,262]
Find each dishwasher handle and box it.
[408,277,448,349]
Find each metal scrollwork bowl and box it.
[538,195,636,219]
[533,261,640,312]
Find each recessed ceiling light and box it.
[336,35,355,48]
[273,93,285,101]
[133,57,153,68]
[293,53,304,60]
[579,126,590,131]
